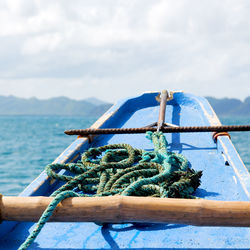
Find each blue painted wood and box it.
[0,91,249,249]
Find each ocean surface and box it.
[0,115,249,196]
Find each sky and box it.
[0,0,249,102]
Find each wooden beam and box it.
[1,195,250,227]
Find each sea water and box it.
[0,115,96,196]
[0,115,249,196]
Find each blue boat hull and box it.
[0,91,249,249]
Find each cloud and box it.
[0,0,249,101]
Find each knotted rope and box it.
[19,131,202,249]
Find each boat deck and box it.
[0,92,249,249]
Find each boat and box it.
[0,91,249,249]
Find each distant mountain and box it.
[0,95,249,117]
[0,95,113,116]
[84,97,107,106]
[206,96,250,117]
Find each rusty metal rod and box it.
[65,125,250,136]
[157,90,168,132]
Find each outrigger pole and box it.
[1,195,250,227]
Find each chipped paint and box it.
[90,110,115,129]
[218,137,250,198]
[221,152,229,165]
[233,176,237,184]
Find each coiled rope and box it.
[19,131,202,250]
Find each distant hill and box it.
[84,97,108,106]
[0,95,113,116]
[206,96,250,117]
[0,95,249,117]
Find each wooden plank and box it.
[1,196,250,227]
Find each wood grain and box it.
[1,196,250,227]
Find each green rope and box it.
[19,131,202,249]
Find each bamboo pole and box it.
[1,195,250,227]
